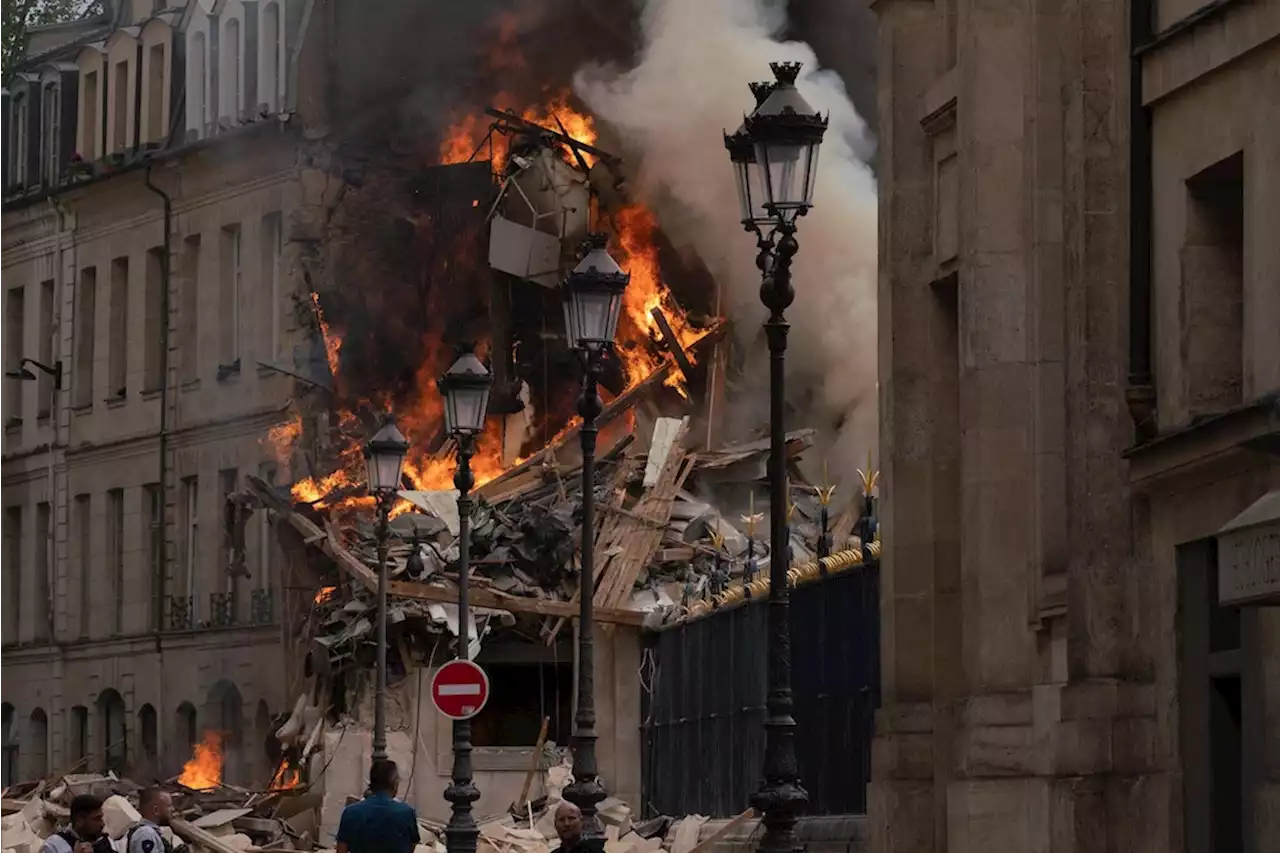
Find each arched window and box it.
[203,680,243,784]
[96,689,127,774]
[138,704,158,765]
[27,709,48,779]
[260,3,280,114]
[187,32,207,138]
[220,17,242,122]
[11,92,29,186]
[69,705,88,764]
[1,703,17,786]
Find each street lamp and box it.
[438,350,493,853]
[365,413,409,763]
[561,233,629,837]
[724,61,827,853]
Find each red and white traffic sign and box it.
[430,659,490,720]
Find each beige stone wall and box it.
[1,128,308,784]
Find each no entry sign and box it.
[430,659,490,720]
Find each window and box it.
[37,279,54,418]
[74,267,97,408]
[468,652,573,748]
[183,476,199,622]
[262,213,283,361]
[181,234,200,382]
[219,468,239,623]
[75,494,91,638]
[145,483,163,631]
[2,509,21,644]
[108,488,125,635]
[12,93,28,186]
[69,706,88,764]
[260,3,281,113]
[43,83,60,183]
[139,704,158,767]
[258,463,278,592]
[112,60,128,153]
[175,701,197,759]
[97,689,126,775]
[34,502,50,641]
[188,32,207,138]
[82,71,98,161]
[1182,153,1245,419]
[146,42,165,143]
[2,504,21,645]
[4,285,25,424]
[144,247,164,390]
[219,225,242,370]
[109,256,128,398]
[1,704,15,786]
[221,18,242,121]
[27,709,48,779]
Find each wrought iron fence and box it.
[250,588,275,625]
[209,592,236,627]
[167,595,193,631]
[640,563,879,818]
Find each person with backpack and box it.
[39,794,113,853]
[126,787,188,853]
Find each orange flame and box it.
[311,292,343,378]
[314,586,337,605]
[273,91,710,522]
[269,758,302,790]
[178,730,223,790]
[610,204,711,391]
[440,90,598,171]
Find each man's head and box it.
[554,801,583,845]
[69,794,105,839]
[138,787,174,825]
[369,758,399,796]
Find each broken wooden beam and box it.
[650,307,696,388]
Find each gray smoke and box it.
[574,0,878,480]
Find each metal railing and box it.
[639,563,880,818]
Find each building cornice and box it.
[1125,393,1280,488]
[2,624,281,667]
[63,403,291,466]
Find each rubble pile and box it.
[0,771,320,853]
[239,411,876,673]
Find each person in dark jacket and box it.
[39,794,113,853]
[335,759,419,853]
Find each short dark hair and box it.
[138,786,165,810]
[369,758,398,792]
[70,794,104,820]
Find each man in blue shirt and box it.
[335,759,420,853]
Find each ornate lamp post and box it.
[724,61,827,853]
[560,234,629,837]
[439,350,494,853]
[364,413,409,762]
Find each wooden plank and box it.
[595,422,692,610]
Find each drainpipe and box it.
[1126,0,1156,442]
[143,162,172,636]
[47,195,74,644]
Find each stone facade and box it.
[871,0,1280,851]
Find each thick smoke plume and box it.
[573,0,879,480]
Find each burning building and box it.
[1,0,878,834]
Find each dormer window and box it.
[187,30,207,139]
[43,83,60,183]
[219,16,243,123]
[259,1,283,115]
[10,92,29,187]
